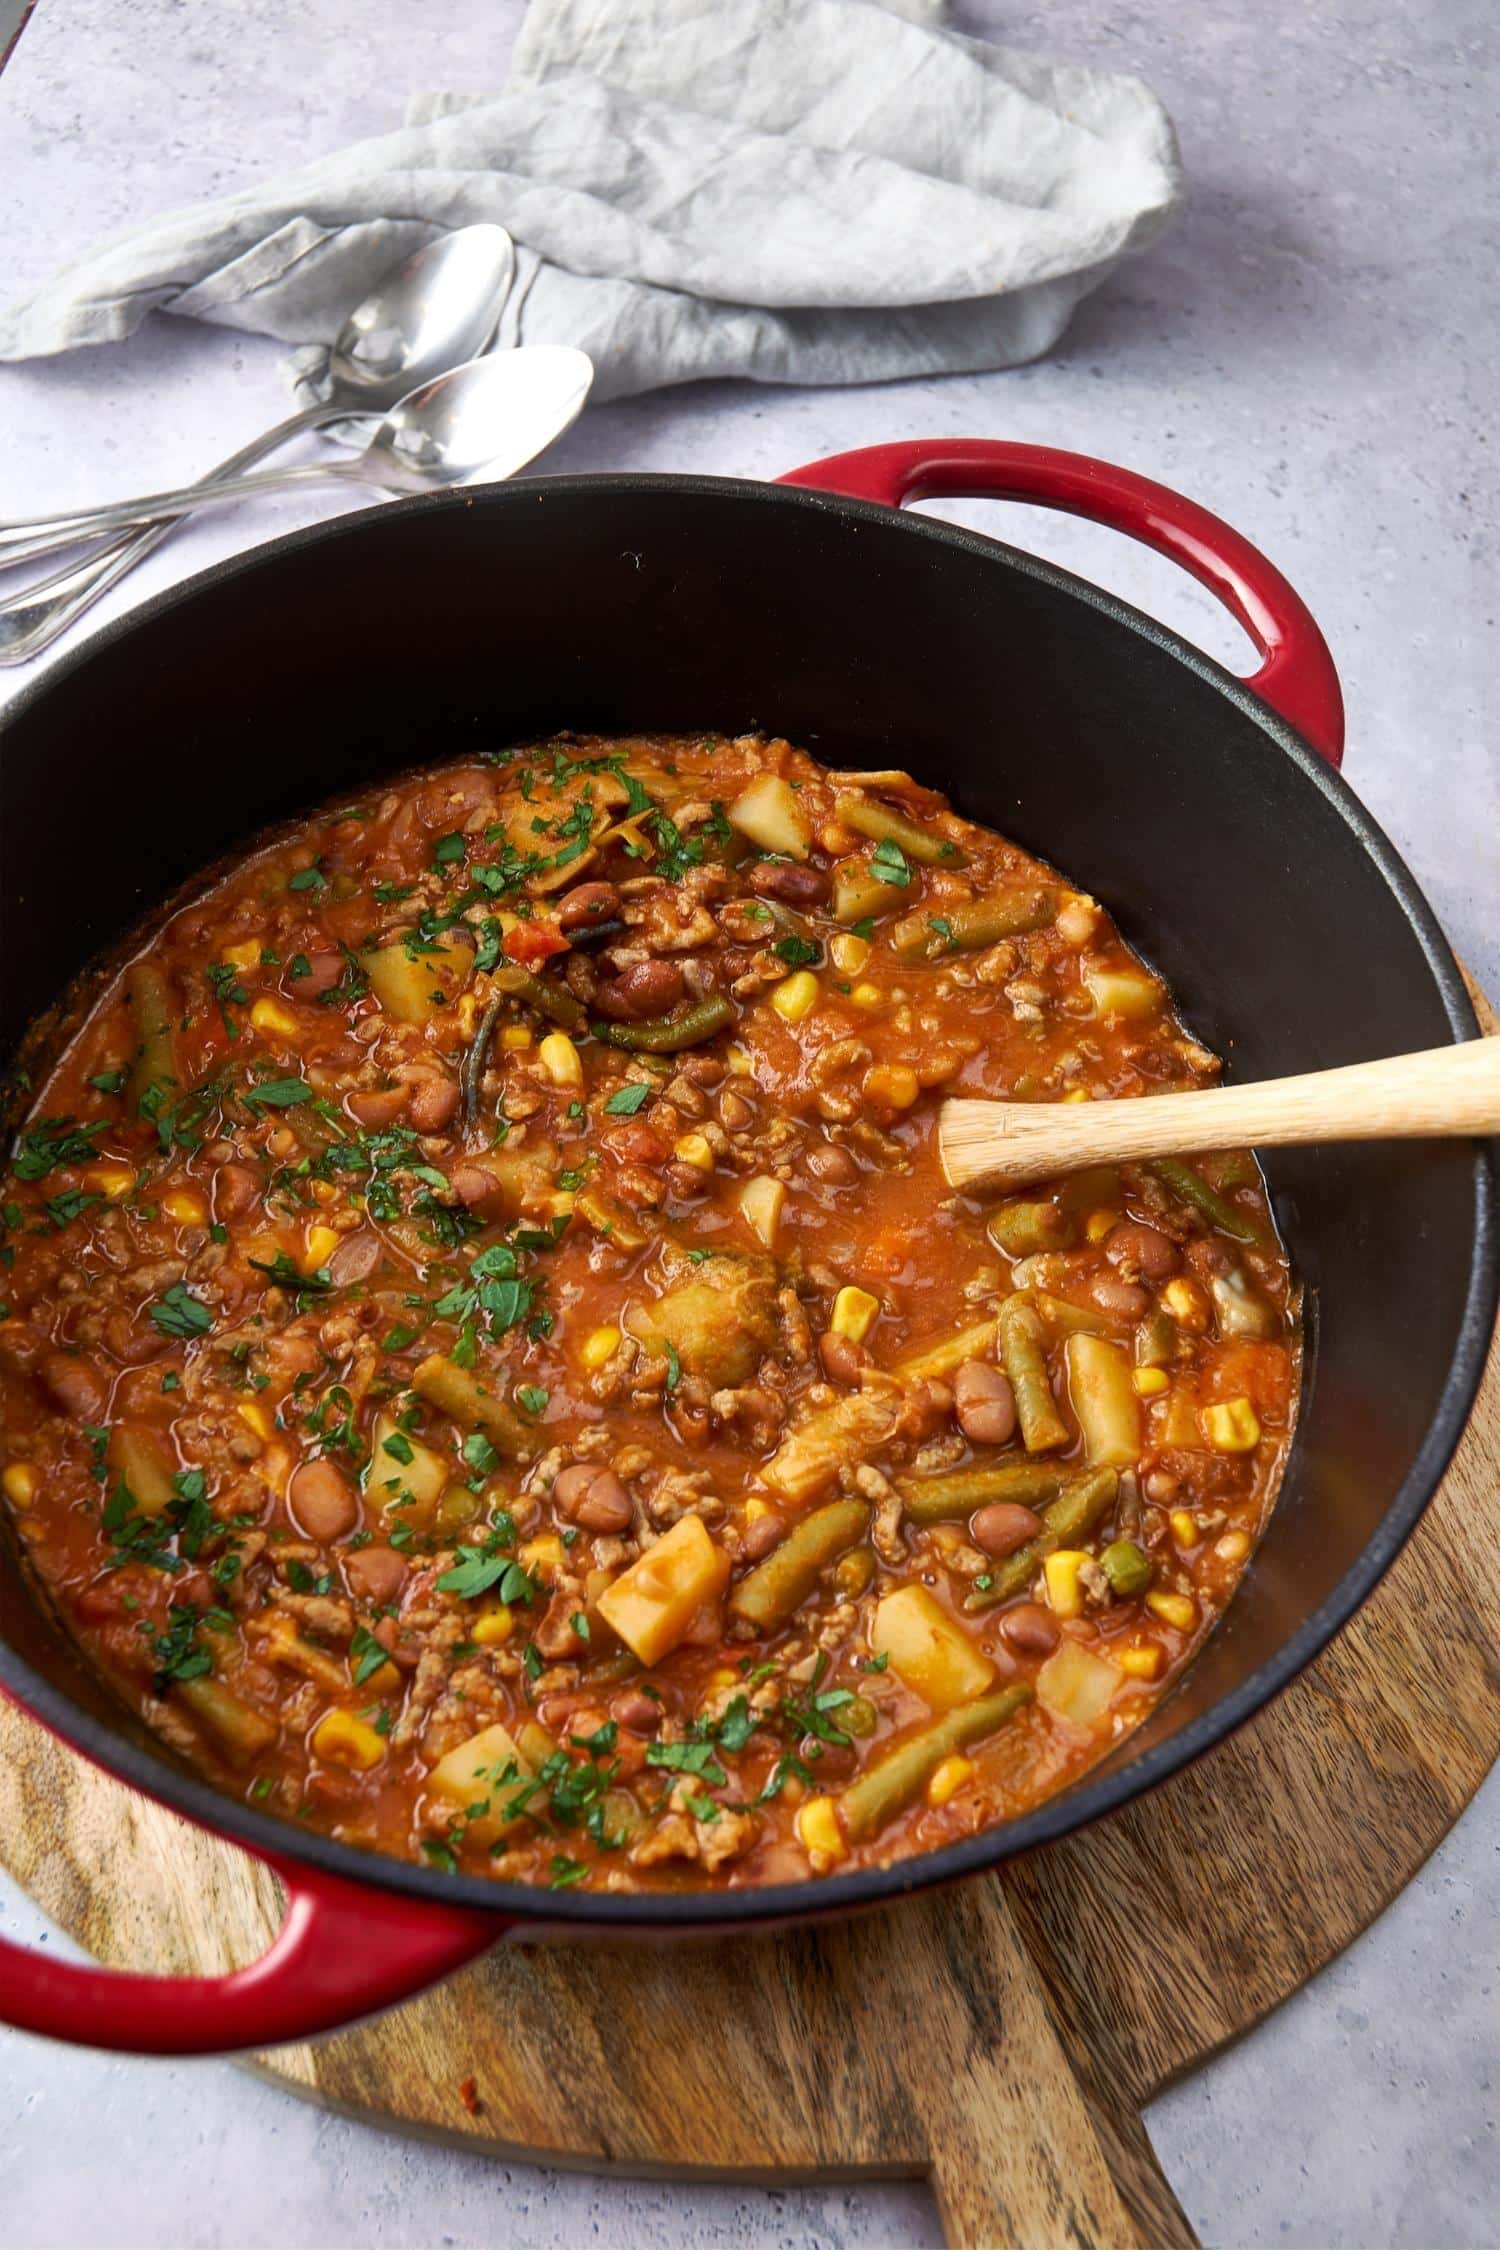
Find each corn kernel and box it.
[1201,1396,1261,1452]
[829,932,870,974]
[1169,1509,1199,1548]
[830,1285,880,1345]
[161,1187,209,1228]
[222,940,262,973]
[1063,1087,1092,1104]
[772,969,819,1024]
[726,1043,754,1076]
[310,1178,337,1205]
[849,982,883,1009]
[537,1031,583,1088]
[706,1666,740,1696]
[249,997,300,1041]
[743,1497,774,1523]
[674,1132,715,1172]
[520,1533,565,1580]
[1162,1277,1206,1324]
[236,1401,271,1442]
[580,1324,621,1373]
[864,1063,920,1110]
[1215,1530,1252,1564]
[1146,1590,1198,1632]
[926,1755,974,1808]
[1132,1366,1170,1397]
[454,992,481,1039]
[1117,1645,1164,1680]
[84,1161,137,1202]
[501,1025,533,1051]
[795,1795,847,1861]
[1084,1208,1117,1244]
[2,1462,38,1506]
[470,1604,514,1647]
[311,1708,387,1772]
[1044,1549,1089,1618]
[303,1224,340,1273]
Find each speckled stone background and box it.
[1,2,1496,2244]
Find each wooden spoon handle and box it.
[940,1036,1500,1192]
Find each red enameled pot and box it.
[0,442,1492,2051]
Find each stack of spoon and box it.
[0,225,593,664]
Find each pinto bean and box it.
[327,1231,382,1287]
[287,951,346,997]
[818,1331,868,1387]
[449,1162,511,1216]
[40,1349,108,1421]
[288,1457,359,1542]
[999,1601,1060,1657]
[594,960,685,1021]
[953,1362,1018,1447]
[214,1162,261,1220]
[739,1508,787,1562]
[347,1085,409,1129]
[747,861,830,908]
[805,1140,859,1186]
[554,1462,634,1533]
[557,881,621,934]
[970,1502,1043,1557]
[611,1686,662,1735]
[1087,1274,1150,1321]
[1105,1221,1180,1282]
[345,1544,408,1605]
[406,1076,460,1135]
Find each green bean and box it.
[729,1499,871,1632]
[412,1353,538,1460]
[126,961,178,1117]
[840,1684,1032,1843]
[998,1295,1069,1453]
[1031,1291,1114,1337]
[490,963,587,1033]
[1100,1538,1153,1597]
[1148,1157,1270,1248]
[461,994,503,1137]
[986,1199,1076,1260]
[900,1461,1072,1526]
[596,994,736,1054]
[835,793,968,869]
[964,1466,1118,1611]
[892,889,1056,961]
[1134,1306,1178,1367]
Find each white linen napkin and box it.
[0,0,1182,403]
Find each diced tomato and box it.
[503,920,570,966]
[1202,1341,1293,1418]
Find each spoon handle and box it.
[0,454,367,560]
[0,406,332,581]
[939,1036,1500,1192]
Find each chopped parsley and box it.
[869,837,912,889]
[773,935,820,968]
[604,1082,651,1116]
[149,1282,214,1339]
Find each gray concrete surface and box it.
[1,1,1495,2243]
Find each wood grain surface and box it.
[5,1011,1498,2249]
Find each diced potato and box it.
[830,1286,880,1344]
[363,932,475,1023]
[109,1424,177,1517]
[1082,966,1162,1020]
[427,1720,534,1846]
[1036,1638,1121,1728]
[364,1410,451,1525]
[596,1515,730,1665]
[641,1256,779,1389]
[738,1174,785,1250]
[1065,1333,1142,1466]
[872,1585,996,1711]
[249,997,300,1041]
[763,1387,902,1507]
[726,773,811,860]
[832,864,906,926]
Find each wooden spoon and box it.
[938,1037,1500,1193]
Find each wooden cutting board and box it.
[4,1004,1498,2249]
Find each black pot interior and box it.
[0,478,1491,1921]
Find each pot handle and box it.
[0,1843,497,2054]
[778,440,1345,767]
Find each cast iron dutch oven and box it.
[1,441,1493,2051]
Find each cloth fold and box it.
[0,0,1182,402]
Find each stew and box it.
[0,735,1298,1891]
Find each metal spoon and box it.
[0,223,517,665]
[0,348,593,555]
